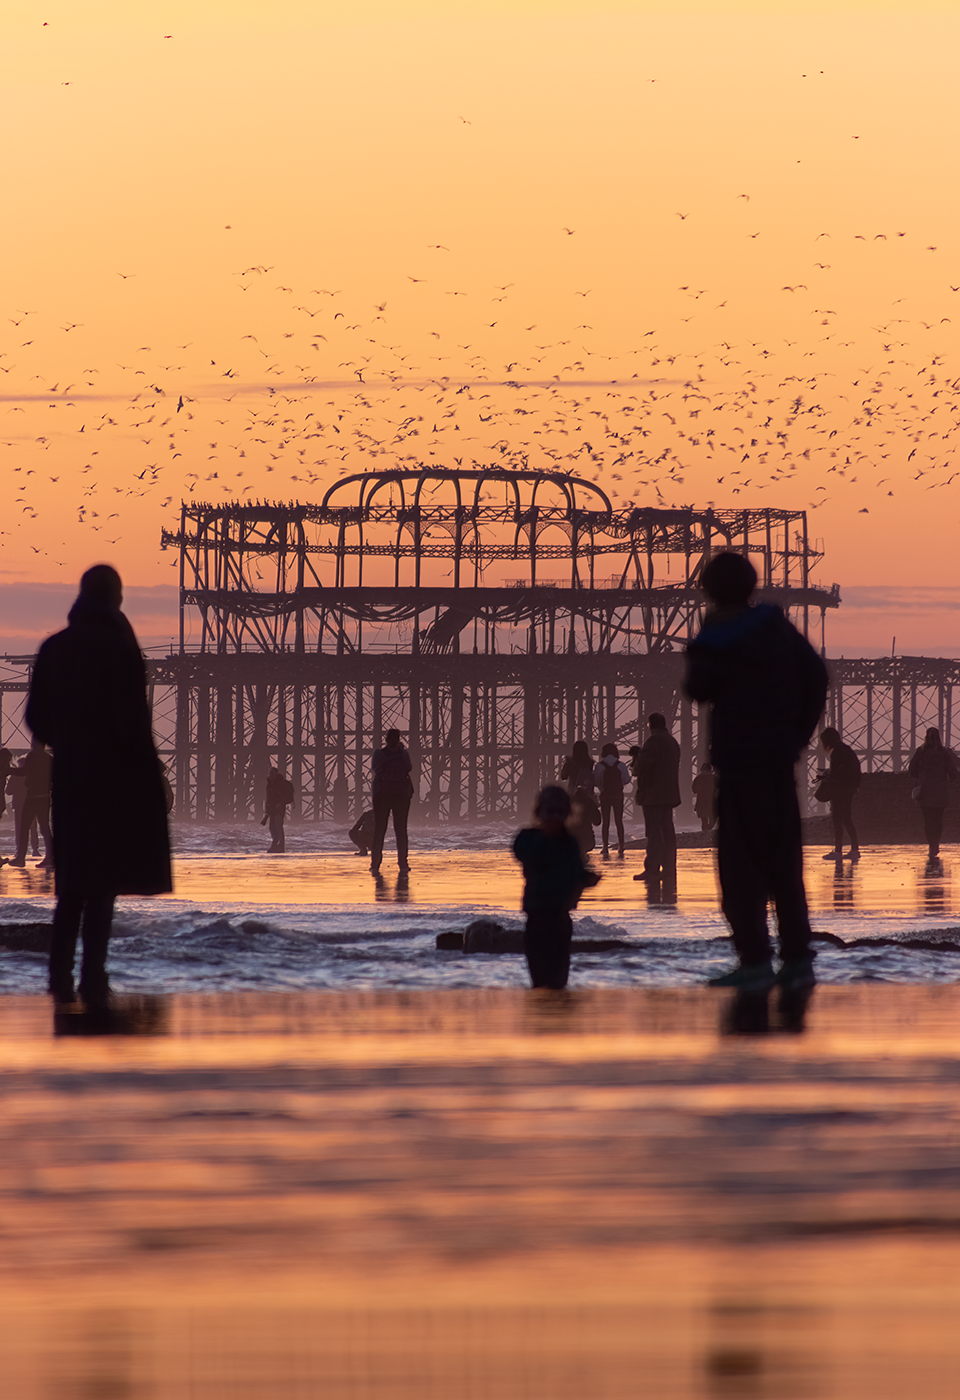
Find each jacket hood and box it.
[689,602,783,651]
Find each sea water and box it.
[1,821,959,994]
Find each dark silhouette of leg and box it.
[370,793,391,871]
[600,795,611,853]
[49,892,84,999]
[78,896,115,1009]
[612,796,625,854]
[716,780,773,967]
[393,794,411,868]
[523,910,572,989]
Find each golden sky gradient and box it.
[3,0,960,650]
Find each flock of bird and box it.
[3,229,960,575]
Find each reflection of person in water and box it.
[25,565,172,1010]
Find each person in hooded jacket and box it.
[909,728,958,871]
[592,743,631,857]
[25,565,172,1009]
[684,551,828,992]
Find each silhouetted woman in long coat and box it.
[25,565,172,1007]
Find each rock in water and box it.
[463,920,525,954]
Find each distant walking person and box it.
[264,767,295,852]
[25,565,172,1009]
[593,743,631,857]
[560,740,594,796]
[11,740,53,868]
[819,727,862,863]
[684,551,828,992]
[909,728,958,872]
[370,729,414,874]
[512,785,598,989]
[631,714,681,892]
[692,762,717,831]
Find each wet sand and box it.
[2,985,960,1396]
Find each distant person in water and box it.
[25,564,172,1010]
[819,727,862,864]
[909,728,958,872]
[264,767,295,852]
[684,551,828,993]
[11,740,53,868]
[631,714,681,892]
[560,740,593,796]
[692,762,717,831]
[512,785,598,990]
[370,729,414,874]
[593,743,631,857]
[349,808,376,857]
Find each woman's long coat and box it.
[25,597,172,897]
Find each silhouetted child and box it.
[512,785,598,989]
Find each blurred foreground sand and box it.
[1,985,960,1397]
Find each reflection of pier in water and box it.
[1,468,954,820]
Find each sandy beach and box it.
[1,984,959,1397]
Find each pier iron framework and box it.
[152,469,839,820]
[0,470,953,819]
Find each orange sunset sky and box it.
[3,0,960,655]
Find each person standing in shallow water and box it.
[593,743,631,857]
[819,727,862,864]
[370,728,414,874]
[512,785,598,990]
[25,565,172,1010]
[909,728,958,872]
[264,767,295,852]
[684,551,828,993]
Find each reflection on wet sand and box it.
[1,987,960,1395]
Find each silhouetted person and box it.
[593,743,631,857]
[909,728,958,871]
[560,740,593,796]
[512,785,598,989]
[264,767,295,852]
[632,713,681,891]
[11,740,53,868]
[568,784,600,857]
[25,565,172,1009]
[692,762,717,831]
[370,728,414,874]
[684,551,828,992]
[6,764,39,859]
[349,808,376,856]
[819,727,861,863]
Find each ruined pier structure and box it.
[156,469,840,821]
[0,470,954,821]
